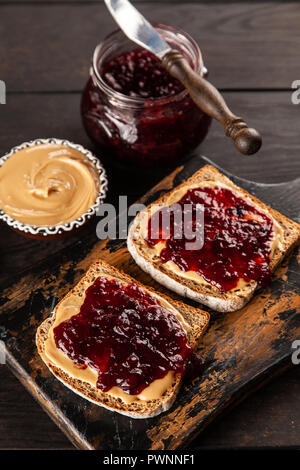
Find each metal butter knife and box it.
[104,0,262,155]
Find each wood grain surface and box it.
[1,157,299,449]
[0,91,298,286]
[1,92,298,189]
[1,0,300,451]
[0,2,299,91]
[1,363,300,450]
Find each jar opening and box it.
[91,23,204,108]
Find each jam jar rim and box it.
[91,22,206,109]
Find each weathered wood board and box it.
[0,155,299,450]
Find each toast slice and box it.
[128,165,300,313]
[36,260,209,419]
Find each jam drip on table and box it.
[146,186,275,292]
[184,352,205,381]
[102,49,184,99]
[54,277,193,396]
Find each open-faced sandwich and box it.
[36,260,209,418]
[128,165,300,312]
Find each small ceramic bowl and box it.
[0,138,108,239]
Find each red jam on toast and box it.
[146,186,275,292]
[54,276,192,395]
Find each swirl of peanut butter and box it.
[0,144,100,226]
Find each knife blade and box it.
[104,0,262,155]
[104,0,171,59]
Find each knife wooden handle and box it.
[162,50,262,155]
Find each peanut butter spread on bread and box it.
[133,181,284,293]
[43,274,191,404]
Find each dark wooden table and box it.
[0,0,300,450]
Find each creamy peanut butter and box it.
[43,274,190,404]
[135,181,284,291]
[0,144,99,226]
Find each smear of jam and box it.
[102,49,184,99]
[53,276,193,396]
[146,186,274,292]
[184,352,205,381]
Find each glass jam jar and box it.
[81,24,211,168]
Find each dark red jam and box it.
[184,352,205,381]
[54,276,192,395]
[146,186,275,292]
[102,49,184,98]
[81,47,211,167]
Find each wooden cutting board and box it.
[0,155,299,450]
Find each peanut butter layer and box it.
[43,274,191,404]
[134,181,284,293]
[0,144,99,226]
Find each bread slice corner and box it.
[36,260,210,418]
[127,164,300,313]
